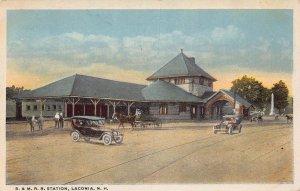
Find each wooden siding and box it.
[149,103,191,120]
[22,101,64,117]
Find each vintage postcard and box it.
[1,0,300,191]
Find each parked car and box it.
[213,115,243,135]
[70,116,123,145]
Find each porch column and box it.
[107,104,110,118]
[64,99,67,117]
[100,105,102,116]
[83,104,86,116]
[127,102,135,115]
[108,100,120,116]
[40,99,46,116]
[113,102,116,114]
[90,98,101,116]
[68,97,80,116]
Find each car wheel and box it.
[115,136,123,144]
[228,126,233,135]
[84,137,90,142]
[71,131,80,142]
[102,134,112,146]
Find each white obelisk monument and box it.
[269,93,274,115]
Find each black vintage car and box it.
[70,116,123,145]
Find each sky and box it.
[7,10,293,94]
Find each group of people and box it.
[29,115,44,132]
[29,112,65,132]
[54,112,64,128]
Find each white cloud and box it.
[8,24,292,78]
[211,25,245,43]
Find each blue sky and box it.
[7,10,293,91]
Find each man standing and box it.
[59,113,64,128]
[37,115,44,130]
[29,115,37,132]
[54,113,60,128]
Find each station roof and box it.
[18,74,146,101]
[17,75,251,106]
[146,50,217,81]
[142,80,202,102]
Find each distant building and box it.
[12,50,253,120]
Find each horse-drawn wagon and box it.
[112,109,162,129]
[134,115,162,128]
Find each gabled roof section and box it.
[17,75,76,98]
[146,50,216,81]
[202,89,252,108]
[200,91,218,102]
[18,74,146,101]
[142,80,202,102]
[220,89,252,108]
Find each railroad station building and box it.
[14,50,252,120]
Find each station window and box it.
[47,105,51,111]
[42,104,45,111]
[26,105,31,111]
[199,78,204,85]
[33,105,38,111]
[179,104,187,112]
[175,78,185,85]
[58,105,62,111]
[53,105,56,110]
[159,104,168,115]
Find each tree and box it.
[6,85,30,99]
[230,75,270,109]
[271,80,289,114]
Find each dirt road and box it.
[6,122,293,184]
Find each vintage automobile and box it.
[213,115,243,135]
[70,116,124,145]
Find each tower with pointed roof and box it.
[146,49,217,97]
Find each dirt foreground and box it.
[6,120,293,184]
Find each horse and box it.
[286,114,293,123]
[112,109,142,129]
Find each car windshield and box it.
[74,119,104,128]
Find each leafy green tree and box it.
[230,75,270,109]
[6,85,30,99]
[271,80,289,114]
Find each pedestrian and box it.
[54,112,60,128]
[59,113,64,128]
[37,115,44,130]
[29,115,37,132]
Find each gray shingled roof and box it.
[146,51,216,81]
[18,74,146,101]
[200,91,218,102]
[18,75,76,98]
[71,75,146,100]
[142,80,202,102]
[220,89,252,108]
